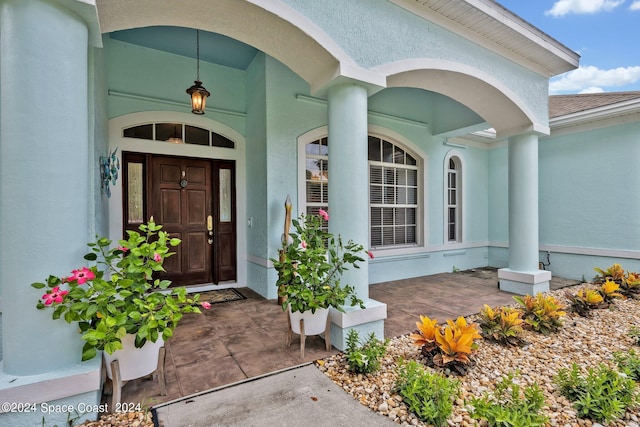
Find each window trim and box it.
[443,150,464,245]
[297,125,427,255]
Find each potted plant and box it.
[32,219,211,368]
[271,208,372,336]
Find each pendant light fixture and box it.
[186,29,210,115]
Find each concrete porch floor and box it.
[117,268,578,408]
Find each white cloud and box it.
[545,0,624,16]
[549,65,640,93]
[630,0,640,10]
[578,86,606,93]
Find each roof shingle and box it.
[549,91,640,118]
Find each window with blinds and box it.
[368,136,419,248]
[303,135,421,248]
[305,137,329,228]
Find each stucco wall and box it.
[281,0,549,126]
[487,122,640,280]
[104,37,247,136]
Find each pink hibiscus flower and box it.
[68,267,95,284]
[42,286,68,306]
[301,241,307,249]
[201,301,212,310]
[367,251,375,260]
[318,209,329,221]
[116,245,129,252]
[153,253,162,262]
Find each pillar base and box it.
[498,268,552,295]
[329,299,387,350]
[0,358,102,426]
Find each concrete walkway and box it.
[152,364,396,426]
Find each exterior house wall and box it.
[488,121,640,280]
[105,37,247,134]
[246,53,270,295]
[282,0,550,127]
[538,121,640,278]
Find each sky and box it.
[496,0,640,94]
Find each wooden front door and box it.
[123,153,236,286]
[151,156,213,285]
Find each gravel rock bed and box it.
[316,283,640,427]
[77,410,153,427]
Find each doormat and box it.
[198,288,246,305]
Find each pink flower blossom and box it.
[116,245,129,252]
[201,301,212,310]
[318,209,329,221]
[68,267,95,284]
[153,253,162,262]
[367,251,375,260]
[42,286,68,306]
[301,241,307,249]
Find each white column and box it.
[327,83,369,297]
[498,133,551,294]
[326,82,386,349]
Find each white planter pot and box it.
[103,334,164,381]
[288,306,330,336]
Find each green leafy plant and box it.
[614,349,640,381]
[565,288,605,317]
[629,326,640,346]
[344,329,388,374]
[477,304,525,346]
[409,315,482,374]
[469,371,548,427]
[556,362,636,423]
[270,210,369,314]
[513,293,565,335]
[32,220,209,361]
[394,359,460,427]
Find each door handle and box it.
[207,215,213,244]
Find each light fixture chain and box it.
[196,29,200,81]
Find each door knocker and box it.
[180,170,188,188]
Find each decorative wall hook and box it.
[100,147,120,198]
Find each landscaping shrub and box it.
[598,279,623,304]
[629,326,640,346]
[469,371,548,427]
[614,349,640,382]
[344,329,388,375]
[565,288,605,317]
[594,263,625,284]
[477,304,524,346]
[513,293,565,335]
[409,315,482,374]
[556,362,636,423]
[394,359,460,427]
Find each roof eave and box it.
[391,0,579,77]
[550,99,640,128]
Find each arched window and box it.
[445,155,462,243]
[301,134,422,249]
[368,136,419,248]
